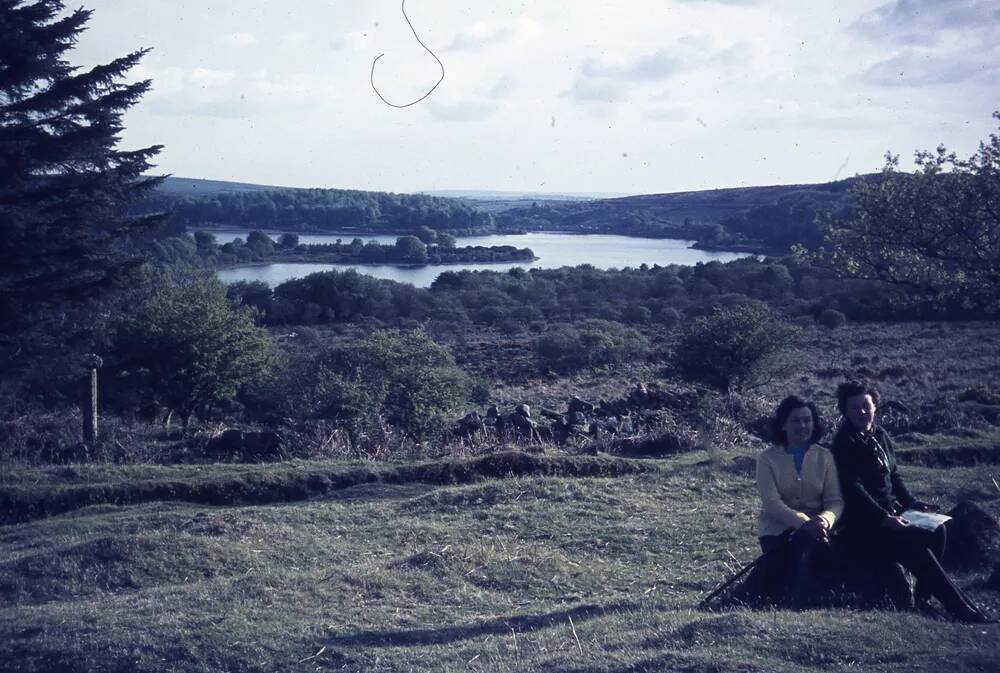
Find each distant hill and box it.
[495,176,874,251]
[419,190,631,215]
[140,177,496,237]
[155,179,627,201]
[155,176,299,195]
[420,189,629,200]
[143,175,875,252]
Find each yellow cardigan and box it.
[756,444,844,538]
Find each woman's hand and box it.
[800,516,829,542]
[881,515,911,530]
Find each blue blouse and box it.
[784,445,809,474]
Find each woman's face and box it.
[845,393,876,432]
[782,406,814,447]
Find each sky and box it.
[68,0,1000,195]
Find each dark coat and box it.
[830,422,915,536]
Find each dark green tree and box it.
[246,230,274,256]
[436,232,457,249]
[360,240,386,262]
[112,270,275,425]
[0,0,164,381]
[394,235,428,263]
[414,225,437,244]
[671,303,799,391]
[808,111,1000,313]
[193,231,217,254]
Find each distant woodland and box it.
[135,187,498,237]
[137,176,867,254]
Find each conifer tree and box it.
[0,0,164,381]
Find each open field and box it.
[3,437,999,673]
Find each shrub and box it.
[816,307,847,329]
[534,319,649,371]
[671,303,800,391]
[111,270,276,425]
[261,328,473,441]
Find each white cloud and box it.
[566,36,755,104]
[426,98,500,121]
[862,49,1000,87]
[223,32,257,47]
[853,0,1000,42]
[486,75,516,99]
[564,78,625,103]
[581,50,683,81]
[189,67,236,88]
[644,107,687,121]
[248,71,339,107]
[444,18,542,51]
[329,29,373,50]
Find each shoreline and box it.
[215,254,540,272]
[190,225,767,256]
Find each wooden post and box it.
[82,354,103,442]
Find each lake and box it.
[210,231,751,288]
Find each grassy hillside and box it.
[491,176,878,251]
[2,439,998,673]
[155,177,299,195]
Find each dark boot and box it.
[911,550,992,623]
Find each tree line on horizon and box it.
[133,187,498,238]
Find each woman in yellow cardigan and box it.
[753,395,844,607]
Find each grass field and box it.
[3,437,999,673]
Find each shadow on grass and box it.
[325,600,638,648]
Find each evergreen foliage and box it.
[0,0,163,378]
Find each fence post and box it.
[82,354,103,442]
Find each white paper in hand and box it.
[900,510,951,531]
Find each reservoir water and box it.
[211,231,750,288]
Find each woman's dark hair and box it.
[836,380,881,416]
[769,395,824,445]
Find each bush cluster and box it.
[671,302,801,391]
[534,320,650,371]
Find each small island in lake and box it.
[193,230,536,268]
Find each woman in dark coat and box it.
[831,380,991,622]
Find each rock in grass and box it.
[943,501,1000,571]
[987,564,1000,591]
